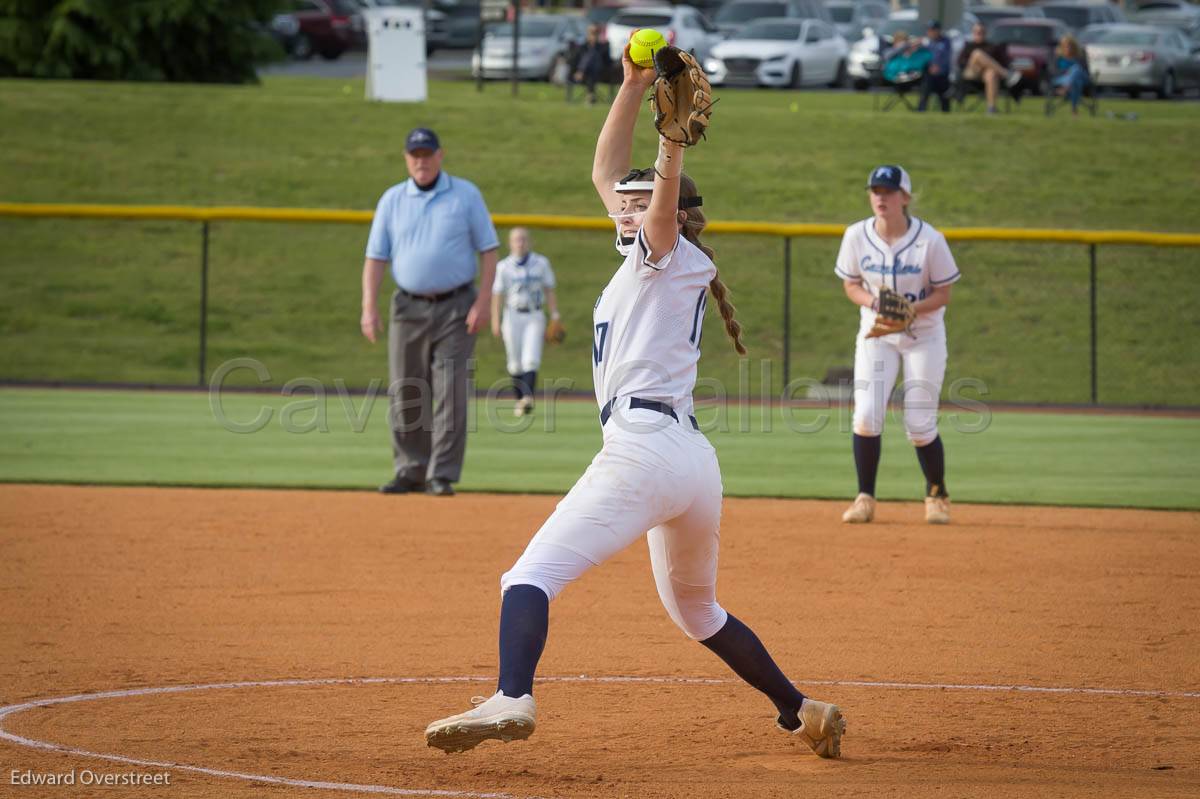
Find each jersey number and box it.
[688,288,707,349]
[593,321,610,365]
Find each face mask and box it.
[609,207,646,256]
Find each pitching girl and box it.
[491,228,560,416]
[424,45,846,758]
[835,165,961,525]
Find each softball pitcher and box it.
[424,43,845,759]
[491,228,559,416]
[835,165,961,525]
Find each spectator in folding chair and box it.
[1049,34,1092,116]
[877,31,931,111]
[917,20,953,113]
[956,22,1022,114]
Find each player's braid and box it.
[679,173,747,355]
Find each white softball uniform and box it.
[834,217,961,445]
[493,253,556,374]
[502,228,729,641]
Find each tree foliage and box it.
[0,0,287,83]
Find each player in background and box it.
[491,228,560,416]
[423,42,845,759]
[836,165,961,525]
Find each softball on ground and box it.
[628,28,667,68]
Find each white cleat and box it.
[925,495,951,524]
[778,698,846,759]
[841,492,876,524]
[425,691,536,754]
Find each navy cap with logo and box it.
[927,19,942,30]
[405,127,440,153]
[866,165,913,195]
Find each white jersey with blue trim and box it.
[834,216,961,336]
[592,228,715,417]
[494,252,556,313]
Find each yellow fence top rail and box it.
[3,202,1199,248]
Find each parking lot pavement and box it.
[259,49,473,80]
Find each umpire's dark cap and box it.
[405,127,440,153]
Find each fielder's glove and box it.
[866,286,916,339]
[545,318,566,344]
[651,46,713,147]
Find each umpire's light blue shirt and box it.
[365,172,499,295]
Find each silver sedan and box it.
[1086,24,1200,97]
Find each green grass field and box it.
[1,78,1199,405]
[1,388,1196,509]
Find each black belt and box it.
[398,282,472,303]
[600,397,699,431]
[514,305,540,313]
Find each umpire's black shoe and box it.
[379,475,425,495]
[426,479,456,497]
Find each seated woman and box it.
[1052,35,1089,114]
[957,22,1022,113]
[882,30,931,86]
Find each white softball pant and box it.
[501,401,728,641]
[852,328,948,446]
[501,310,546,374]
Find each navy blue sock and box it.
[497,584,549,698]
[700,613,806,729]
[511,373,525,399]
[915,436,947,497]
[526,370,538,398]
[852,433,882,496]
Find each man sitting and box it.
[957,22,1022,113]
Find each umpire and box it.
[360,127,499,497]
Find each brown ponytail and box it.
[679,173,747,355]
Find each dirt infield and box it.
[1,485,1197,798]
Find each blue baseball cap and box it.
[867,165,913,194]
[405,127,440,153]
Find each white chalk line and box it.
[0,674,1196,798]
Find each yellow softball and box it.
[629,28,667,69]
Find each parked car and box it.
[1131,0,1200,34]
[990,18,1071,93]
[606,6,721,61]
[705,17,849,86]
[1078,21,1122,43]
[1086,23,1200,96]
[968,4,1044,34]
[271,0,365,60]
[432,1,487,49]
[587,0,669,35]
[846,9,972,88]
[1037,0,1125,34]
[472,14,587,81]
[712,0,831,39]
[825,0,889,42]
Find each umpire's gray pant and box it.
[388,286,476,483]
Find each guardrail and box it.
[4,202,1199,401]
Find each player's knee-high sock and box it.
[525,370,538,398]
[700,613,807,729]
[915,436,947,497]
[510,372,525,399]
[497,584,549,698]
[853,433,882,496]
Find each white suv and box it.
[606,6,722,62]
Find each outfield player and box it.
[836,165,961,525]
[423,44,846,759]
[490,228,560,416]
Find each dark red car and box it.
[270,0,365,60]
[989,18,1071,94]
